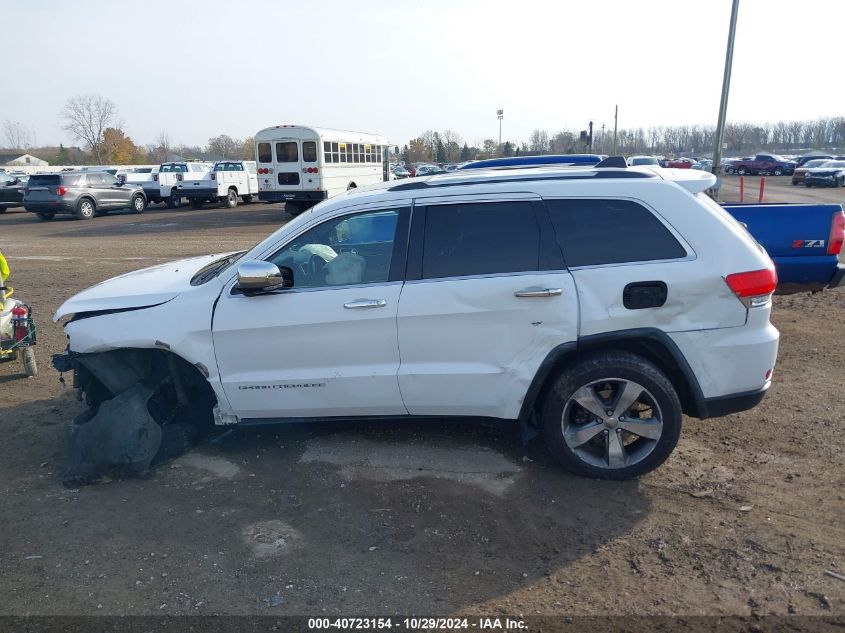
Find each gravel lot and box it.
[1,181,844,617]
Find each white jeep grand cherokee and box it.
[54,164,779,479]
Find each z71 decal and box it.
[792,239,826,248]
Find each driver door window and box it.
[268,208,408,289]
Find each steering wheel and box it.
[308,255,327,279]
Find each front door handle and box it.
[343,299,387,309]
[514,288,563,298]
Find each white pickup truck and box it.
[177,161,259,209]
[143,162,214,208]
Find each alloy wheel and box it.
[561,378,663,470]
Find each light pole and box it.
[497,109,503,153]
[712,0,740,185]
[612,104,618,155]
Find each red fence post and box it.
[739,176,744,203]
[758,177,765,203]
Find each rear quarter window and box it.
[546,198,686,267]
[257,143,272,163]
[27,175,62,186]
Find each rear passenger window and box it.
[303,142,317,162]
[276,142,298,162]
[258,143,272,163]
[421,201,540,279]
[545,199,686,267]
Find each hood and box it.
[53,252,234,321]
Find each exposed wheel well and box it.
[77,195,96,207]
[524,335,701,426]
[73,348,218,430]
[228,186,238,194]
[347,182,357,189]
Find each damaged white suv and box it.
[54,164,779,480]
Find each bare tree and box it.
[529,129,549,153]
[3,120,32,149]
[207,134,241,158]
[61,95,120,163]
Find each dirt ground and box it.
[0,181,844,618]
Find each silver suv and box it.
[23,172,147,221]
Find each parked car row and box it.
[0,159,263,220]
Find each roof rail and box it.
[595,156,628,168]
[388,169,654,192]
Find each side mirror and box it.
[236,260,293,292]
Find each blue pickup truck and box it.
[724,203,845,294]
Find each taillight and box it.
[725,268,778,308]
[153,174,158,181]
[177,174,183,181]
[56,186,68,196]
[827,211,844,255]
[211,173,216,181]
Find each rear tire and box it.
[221,189,238,208]
[23,347,37,377]
[74,198,95,220]
[241,195,253,203]
[540,351,682,480]
[190,199,204,209]
[773,167,784,176]
[166,190,182,209]
[131,194,146,214]
[37,213,55,221]
[737,167,747,175]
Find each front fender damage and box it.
[60,348,217,487]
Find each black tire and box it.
[131,194,146,214]
[838,177,844,188]
[221,188,238,208]
[190,199,204,209]
[166,190,182,209]
[285,201,302,216]
[37,213,55,221]
[806,183,812,187]
[791,179,798,186]
[773,167,783,176]
[74,197,95,220]
[241,194,253,203]
[540,351,682,480]
[23,347,37,377]
[737,167,747,176]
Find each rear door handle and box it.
[343,299,387,309]
[514,288,563,298]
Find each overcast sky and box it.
[3,0,842,150]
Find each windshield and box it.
[189,251,247,286]
[820,161,845,168]
[804,159,829,168]
[631,157,659,165]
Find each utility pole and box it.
[588,121,593,153]
[712,0,740,184]
[497,109,503,153]
[612,105,618,155]
[601,124,606,154]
